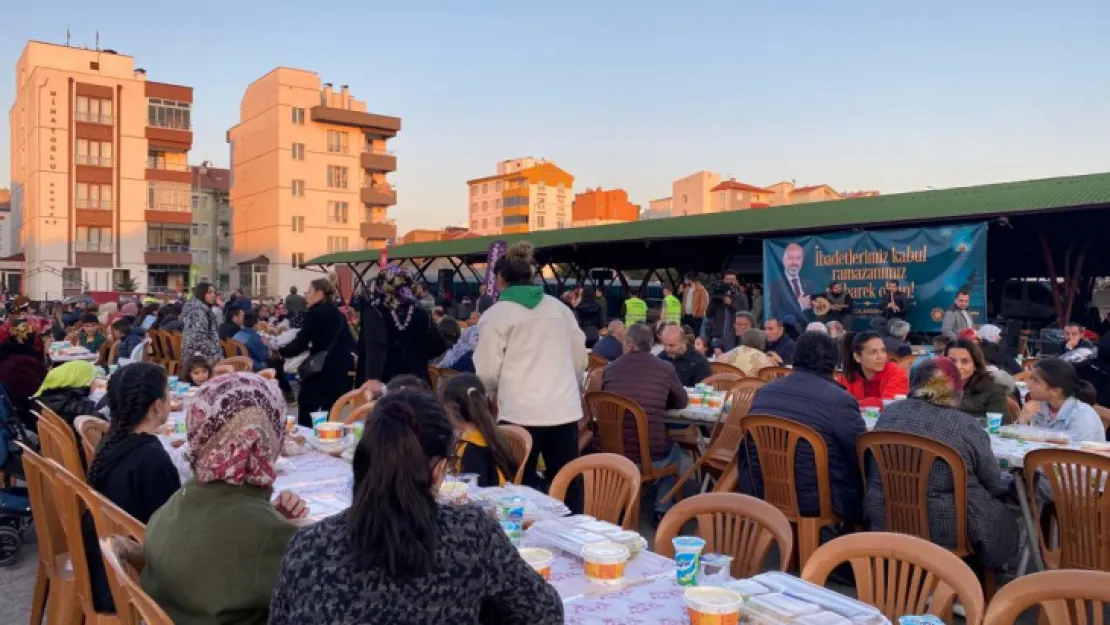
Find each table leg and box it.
[1011,467,1044,572]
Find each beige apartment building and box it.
[670,171,722,217]
[228,68,400,296]
[9,41,195,298]
[467,157,574,235]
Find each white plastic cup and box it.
[310,411,328,428]
[986,412,1003,434]
[672,536,706,586]
[518,547,554,580]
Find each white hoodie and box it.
[475,292,588,427]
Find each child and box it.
[76,313,106,353]
[182,355,212,387]
[111,318,144,364]
[441,373,517,487]
[694,336,710,357]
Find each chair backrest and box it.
[129,338,151,362]
[801,532,985,625]
[757,366,791,382]
[709,361,746,378]
[14,443,70,580]
[1024,448,1110,571]
[428,364,442,391]
[213,364,235,377]
[329,388,370,422]
[896,354,918,372]
[221,338,247,358]
[46,458,103,620]
[147,330,164,364]
[655,492,794,578]
[497,424,532,485]
[216,356,253,373]
[97,339,113,367]
[856,430,969,555]
[101,536,174,625]
[36,412,86,479]
[713,456,739,492]
[702,372,743,392]
[742,414,834,520]
[707,378,766,450]
[1022,357,1040,371]
[1005,396,1022,425]
[106,340,121,366]
[75,416,110,464]
[983,569,1110,625]
[549,453,640,529]
[584,391,663,480]
[344,402,373,425]
[1094,405,1110,434]
[587,352,609,372]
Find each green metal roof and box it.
[307,171,1110,266]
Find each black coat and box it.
[378,304,448,384]
[575,297,605,346]
[280,301,355,425]
[38,387,102,467]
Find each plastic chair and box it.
[221,338,248,358]
[15,442,80,625]
[655,492,793,578]
[1024,449,1110,571]
[802,532,986,625]
[329,388,371,422]
[702,373,743,392]
[983,569,1110,625]
[105,341,120,368]
[100,536,174,625]
[344,402,373,425]
[757,366,791,382]
[146,330,165,368]
[165,333,182,376]
[215,356,253,373]
[75,416,109,465]
[1094,405,1110,434]
[742,414,840,569]
[587,352,609,373]
[497,424,532,485]
[213,364,235,377]
[1022,357,1040,372]
[713,455,739,493]
[709,361,746,378]
[549,453,640,530]
[36,412,86,480]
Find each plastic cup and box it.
[351,421,365,440]
[518,547,554,580]
[684,586,743,625]
[986,412,1003,434]
[310,411,328,428]
[862,406,880,419]
[284,414,297,434]
[700,552,734,583]
[167,376,179,389]
[672,536,706,586]
[500,496,526,522]
[581,542,630,585]
[108,364,119,375]
[500,519,522,546]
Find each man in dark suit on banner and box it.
[768,242,814,329]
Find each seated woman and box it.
[1019,358,1106,442]
[866,357,1017,572]
[34,360,102,425]
[976,324,1022,375]
[0,315,50,432]
[838,331,910,410]
[442,373,517,487]
[269,389,562,624]
[84,362,181,612]
[944,337,1009,421]
[142,372,308,625]
[718,329,775,377]
[437,324,479,374]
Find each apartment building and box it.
[467,157,574,235]
[709,179,775,211]
[670,171,722,217]
[0,189,11,259]
[399,226,471,244]
[0,188,18,293]
[228,68,400,296]
[190,164,231,290]
[571,188,639,227]
[9,41,194,298]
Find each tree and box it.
[115,275,139,293]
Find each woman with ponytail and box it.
[83,361,180,612]
[442,373,517,487]
[270,389,562,624]
[280,277,356,426]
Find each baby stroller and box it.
[0,382,34,567]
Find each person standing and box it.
[366,265,448,385]
[882,280,908,321]
[622,289,647,326]
[661,286,682,325]
[751,284,765,326]
[678,273,709,335]
[574,288,605,348]
[284,286,307,316]
[940,288,975,339]
[279,278,355,427]
[475,241,587,513]
[476,283,494,314]
[181,283,222,365]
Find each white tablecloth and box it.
[51,348,98,363]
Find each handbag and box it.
[298,322,345,381]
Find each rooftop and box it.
[710,179,773,194]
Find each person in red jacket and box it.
[838,331,909,410]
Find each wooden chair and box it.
[498,424,532,485]
[36,411,86,480]
[982,569,1110,625]
[702,373,743,392]
[164,333,182,376]
[655,492,794,578]
[215,356,253,373]
[803,532,985,624]
[549,453,640,530]
[757,366,791,382]
[75,416,109,464]
[584,391,681,526]
[1024,449,1110,571]
[742,414,840,569]
[709,361,745,378]
[897,354,918,372]
[587,352,609,373]
[329,388,371,422]
[100,536,174,625]
[15,442,80,625]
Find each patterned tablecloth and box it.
[562,575,690,625]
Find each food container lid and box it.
[672,535,707,551]
[684,586,743,614]
[581,541,630,562]
[610,530,642,544]
[564,514,596,525]
[518,547,554,567]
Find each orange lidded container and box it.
[581,542,630,585]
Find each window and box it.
[495,181,502,192]
[292,180,305,196]
[76,96,112,124]
[504,196,528,208]
[75,226,112,252]
[147,182,191,212]
[76,183,113,209]
[292,216,305,232]
[471,219,479,230]
[495,199,502,209]
[147,223,191,251]
[191,223,211,237]
[193,249,210,265]
[327,201,349,224]
[481,201,487,210]
[495,217,502,227]
[326,130,349,154]
[147,98,191,130]
[537,182,546,192]
[292,107,305,125]
[481,219,488,229]
[470,202,477,212]
[504,215,528,227]
[482,183,488,193]
[470,186,478,196]
[326,236,349,253]
[327,166,348,189]
[63,268,83,290]
[76,139,113,167]
[112,270,130,290]
[292,143,305,160]
[292,252,305,269]
[537,215,545,228]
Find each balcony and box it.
[75,111,113,125]
[145,125,192,151]
[360,147,397,173]
[310,106,401,137]
[360,221,397,241]
[145,245,192,265]
[75,199,114,210]
[75,241,112,253]
[75,155,114,168]
[146,157,190,172]
[361,184,398,206]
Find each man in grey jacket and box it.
[941,289,975,338]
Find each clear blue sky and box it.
[4,1,1109,234]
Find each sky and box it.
[3,1,1110,234]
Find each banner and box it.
[485,240,507,301]
[762,224,987,332]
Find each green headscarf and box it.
[35,360,97,397]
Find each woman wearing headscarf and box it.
[865,357,1017,572]
[976,323,1021,375]
[34,360,102,428]
[181,283,222,365]
[0,316,50,432]
[356,265,447,386]
[142,372,308,625]
[438,323,480,373]
[279,278,355,426]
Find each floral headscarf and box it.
[371,265,417,310]
[0,316,50,352]
[909,356,964,407]
[185,372,287,488]
[440,325,479,369]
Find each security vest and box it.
[663,295,682,324]
[624,297,648,325]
